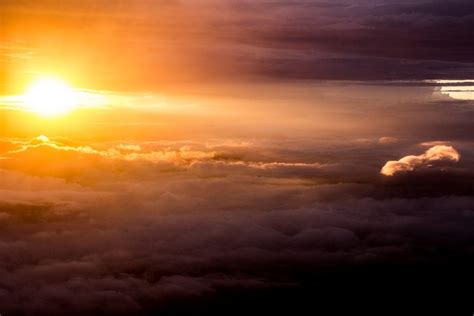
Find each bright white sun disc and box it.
[22,77,78,116]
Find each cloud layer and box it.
[0,126,473,314]
[2,0,474,89]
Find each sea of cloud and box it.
[0,123,473,314]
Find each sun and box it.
[22,77,79,116]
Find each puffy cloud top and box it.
[381,145,460,176]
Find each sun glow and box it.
[22,77,79,116]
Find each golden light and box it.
[22,77,79,116]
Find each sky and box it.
[0,1,474,315]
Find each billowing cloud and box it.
[381,145,461,176]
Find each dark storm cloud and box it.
[245,0,474,80]
[292,0,471,78]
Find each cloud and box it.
[2,0,474,87]
[0,131,473,314]
[381,145,461,176]
[0,136,339,183]
[0,179,473,315]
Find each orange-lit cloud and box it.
[381,145,461,176]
